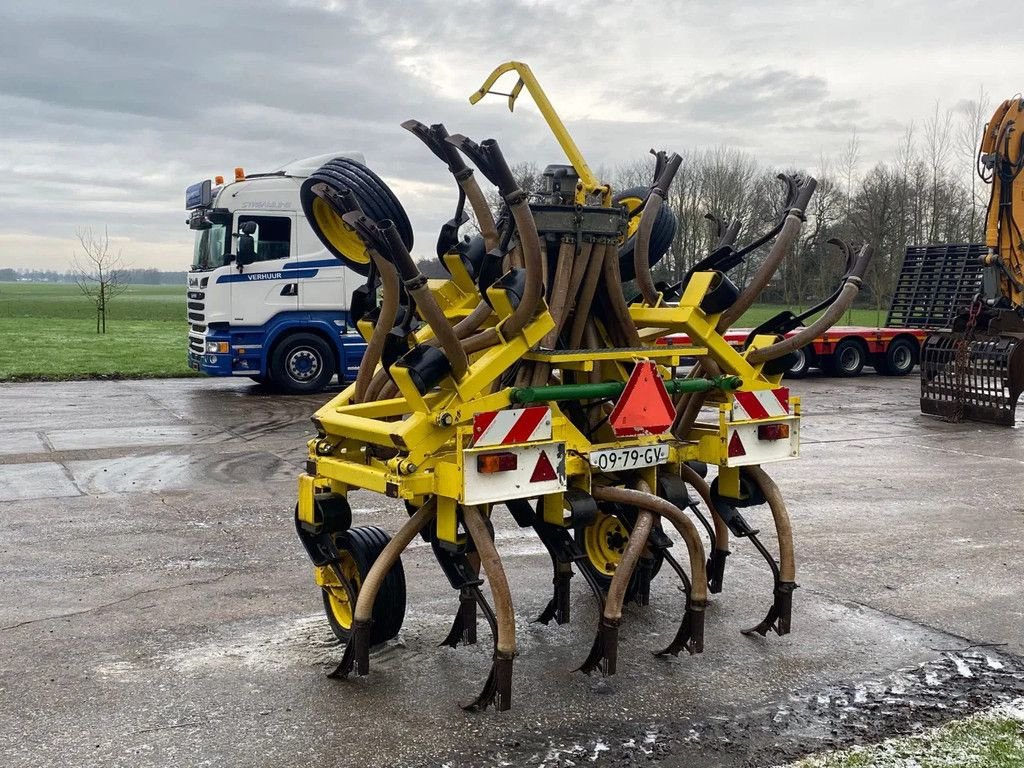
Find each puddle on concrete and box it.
[66,451,296,494]
[46,424,226,452]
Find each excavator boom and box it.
[920,97,1024,425]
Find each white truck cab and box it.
[185,153,368,392]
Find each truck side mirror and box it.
[236,234,256,267]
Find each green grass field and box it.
[0,282,194,381]
[0,281,888,382]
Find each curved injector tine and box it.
[580,480,709,675]
[718,176,817,331]
[329,499,437,679]
[680,462,731,594]
[634,151,682,306]
[577,500,653,676]
[461,504,516,712]
[354,250,399,403]
[401,119,499,251]
[740,466,797,637]
[746,243,874,364]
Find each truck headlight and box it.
[206,341,229,353]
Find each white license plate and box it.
[589,444,669,472]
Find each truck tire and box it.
[876,337,917,376]
[270,332,336,393]
[828,338,865,377]
[786,346,812,378]
[301,157,414,276]
[614,187,678,282]
[321,525,406,645]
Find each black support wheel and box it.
[573,506,664,601]
[270,332,336,394]
[614,187,678,282]
[828,338,865,377]
[876,337,918,376]
[321,525,406,645]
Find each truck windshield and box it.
[191,214,231,271]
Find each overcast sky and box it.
[0,0,1013,271]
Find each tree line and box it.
[0,267,186,285]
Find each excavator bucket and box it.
[920,328,1024,426]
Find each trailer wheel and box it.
[574,507,663,600]
[322,525,406,645]
[786,347,812,378]
[828,338,865,377]
[614,187,678,282]
[270,333,336,394]
[876,337,917,376]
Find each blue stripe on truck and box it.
[216,269,319,283]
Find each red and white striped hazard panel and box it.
[472,406,552,447]
[731,388,790,421]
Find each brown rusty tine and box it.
[461,504,516,712]
[330,498,438,679]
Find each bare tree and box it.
[955,87,990,240]
[70,227,130,334]
[924,102,954,242]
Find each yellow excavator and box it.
[921,96,1024,425]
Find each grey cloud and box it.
[0,0,1015,268]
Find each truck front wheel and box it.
[270,333,336,393]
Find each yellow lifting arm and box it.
[470,61,609,204]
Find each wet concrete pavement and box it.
[0,376,1021,767]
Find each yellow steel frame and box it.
[298,61,803,550]
[471,61,610,205]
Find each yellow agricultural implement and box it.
[293,61,873,710]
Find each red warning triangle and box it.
[608,361,676,437]
[728,431,746,457]
[530,450,558,482]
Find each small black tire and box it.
[786,347,812,378]
[322,525,406,645]
[270,332,336,393]
[828,338,865,377]
[615,187,678,282]
[876,337,918,376]
[573,506,664,602]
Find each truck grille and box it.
[187,290,206,353]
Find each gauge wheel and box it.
[321,525,406,645]
[270,332,336,393]
[615,187,678,282]
[573,507,664,601]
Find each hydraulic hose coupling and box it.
[445,135,519,200]
[650,149,683,196]
[401,119,470,177]
[788,176,818,220]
